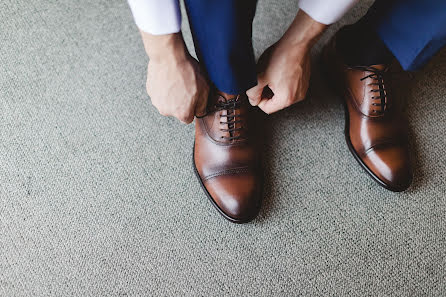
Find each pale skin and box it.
[140,10,326,122]
[246,10,327,113]
[141,31,209,124]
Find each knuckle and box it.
[180,109,189,117]
[286,97,295,106]
[181,111,194,122]
[174,110,187,122]
[178,114,192,124]
[157,107,169,117]
[295,93,306,102]
[260,107,271,115]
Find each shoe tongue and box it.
[217,92,239,103]
[369,64,387,71]
[216,95,227,105]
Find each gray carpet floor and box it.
[1,0,446,296]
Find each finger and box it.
[257,93,288,115]
[177,111,194,124]
[180,115,194,124]
[246,76,267,106]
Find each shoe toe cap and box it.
[204,173,262,222]
[363,145,412,191]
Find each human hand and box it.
[246,10,326,114]
[141,31,209,124]
[246,41,311,114]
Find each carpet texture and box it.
[1,0,446,296]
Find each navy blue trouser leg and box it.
[364,0,446,70]
[185,0,446,91]
[184,0,258,94]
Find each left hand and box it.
[246,41,311,114]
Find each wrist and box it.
[140,31,188,63]
[280,9,327,49]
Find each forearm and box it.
[279,10,327,49]
[139,30,188,63]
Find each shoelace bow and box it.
[351,66,389,115]
[215,95,243,141]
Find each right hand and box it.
[146,53,209,124]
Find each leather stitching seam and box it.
[360,138,407,158]
[202,167,251,181]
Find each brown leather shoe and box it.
[322,32,412,192]
[193,90,263,223]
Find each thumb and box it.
[246,75,267,106]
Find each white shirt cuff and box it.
[127,0,181,35]
[299,0,359,25]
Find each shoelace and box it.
[350,66,389,115]
[215,95,243,141]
